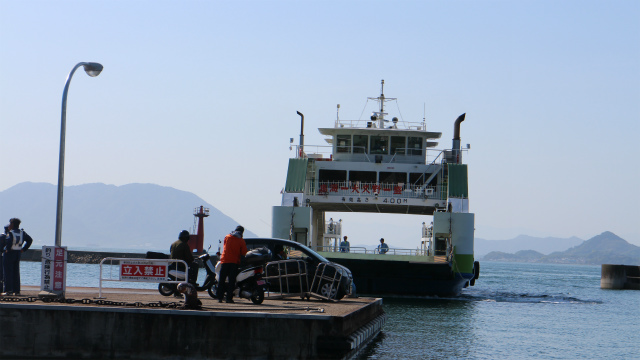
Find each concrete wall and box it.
[0,300,384,359]
[21,249,147,264]
[601,264,640,290]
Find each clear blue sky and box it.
[1,1,639,247]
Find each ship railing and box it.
[295,144,461,166]
[336,147,436,164]
[428,150,446,165]
[310,181,444,200]
[427,148,469,165]
[334,119,426,131]
[313,245,427,256]
[294,145,332,159]
[324,220,342,236]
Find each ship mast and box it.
[380,79,385,123]
[368,79,396,128]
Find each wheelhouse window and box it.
[349,171,377,183]
[336,135,351,153]
[319,169,347,183]
[390,136,406,155]
[408,137,423,155]
[353,135,368,154]
[370,135,388,154]
[380,172,407,185]
[410,172,426,187]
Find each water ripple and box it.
[457,290,603,304]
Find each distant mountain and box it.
[0,182,257,251]
[484,250,545,262]
[475,235,583,256]
[483,232,640,265]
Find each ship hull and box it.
[320,254,474,297]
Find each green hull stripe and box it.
[454,254,474,274]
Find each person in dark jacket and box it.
[217,226,247,303]
[0,225,8,290]
[170,230,196,286]
[3,218,33,295]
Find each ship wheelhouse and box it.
[300,121,451,216]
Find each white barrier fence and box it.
[98,258,189,298]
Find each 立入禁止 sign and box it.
[119,260,167,282]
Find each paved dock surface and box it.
[1,286,384,359]
[9,285,379,316]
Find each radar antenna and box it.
[367,79,396,128]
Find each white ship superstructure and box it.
[272,80,479,296]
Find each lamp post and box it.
[55,62,103,247]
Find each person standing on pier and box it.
[170,230,196,288]
[217,225,247,303]
[0,225,8,290]
[2,218,33,295]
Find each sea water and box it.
[16,261,640,359]
[357,262,640,360]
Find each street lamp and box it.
[55,62,103,247]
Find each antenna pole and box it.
[380,79,385,116]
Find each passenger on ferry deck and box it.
[328,218,335,234]
[340,236,350,253]
[377,238,389,254]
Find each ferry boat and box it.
[272,80,479,297]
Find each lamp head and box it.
[83,62,103,77]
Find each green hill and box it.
[483,232,640,265]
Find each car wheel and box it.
[158,283,174,296]
[320,281,338,299]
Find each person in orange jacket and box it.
[217,226,247,303]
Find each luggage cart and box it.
[309,262,345,301]
[263,259,310,299]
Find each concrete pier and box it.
[0,286,385,359]
[601,264,640,290]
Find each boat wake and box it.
[456,291,603,304]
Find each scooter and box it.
[158,250,219,298]
[210,247,271,304]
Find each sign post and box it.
[40,245,67,298]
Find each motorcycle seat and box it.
[168,270,187,280]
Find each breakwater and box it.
[22,249,147,264]
[601,264,640,290]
